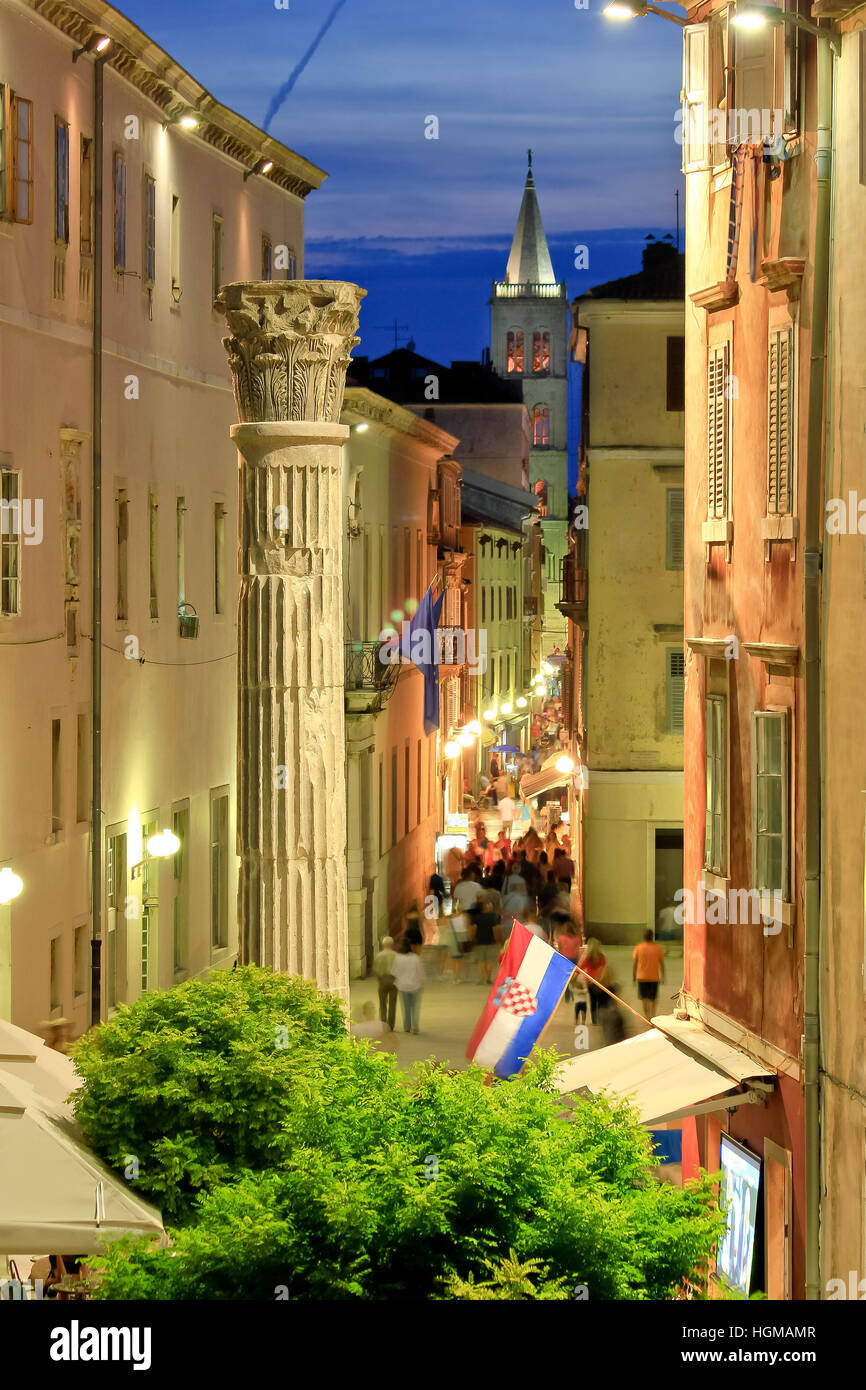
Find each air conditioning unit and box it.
[178,602,199,639]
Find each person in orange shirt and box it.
[632,930,666,1022]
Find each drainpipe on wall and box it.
[804,35,835,1302]
[89,54,106,1031]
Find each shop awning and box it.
[552,1019,775,1126]
[520,757,571,801]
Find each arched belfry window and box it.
[506,330,524,374]
[532,331,551,373]
[533,405,550,447]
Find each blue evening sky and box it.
[119,0,685,472]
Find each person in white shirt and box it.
[391,940,425,1033]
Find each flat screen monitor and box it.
[717,1134,761,1296]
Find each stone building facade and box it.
[0,0,321,1031]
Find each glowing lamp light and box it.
[444,740,461,759]
[542,661,554,676]
[467,719,482,735]
[731,6,771,26]
[0,867,24,904]
[482,708,496,721]
[555,755,575,775]
[146,830,181,859]
[500,701,513,716]
[354,422,369,432]
[94,34,111,52]
[179,114,199,129]
[516,696,527,708]
[603,0,643,17]
[458,731,475,748]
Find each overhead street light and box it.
[603,0,687,27]
[130,829,181,880]
[72,33,111,61]
[731,4,840,50]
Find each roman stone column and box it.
[218,280,366,1005]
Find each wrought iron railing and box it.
[344,641,400,697]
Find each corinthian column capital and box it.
[217,279,366,425]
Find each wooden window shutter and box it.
[707,343,729,520]
[666,488,685,570]
[767,327,793,516]
[682,24,710,173]
[666,649,685,734]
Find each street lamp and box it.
[458,730,475,748]
[130,829,181,880]
[731,4,840,49]
[444,740,461,759]
[602,0,687,26]
[516,696,527,709]
[72,33,111,61]
[243,158,274,183]
[466,719,482,735]
[0,867,23,904]
[555,755,575,775]
[500,701,513,716]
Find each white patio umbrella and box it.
[0,1071,164,1254]
[0,1018,81,1108]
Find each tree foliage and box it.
[72,967,725,1300]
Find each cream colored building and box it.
[0,0,320,1032]
[566,240,685,944]
[341,388,459,973]
[817,0,866,1300]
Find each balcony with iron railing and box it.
[556,554,588,626]
[344,641,400,714]
[491,280,568,300]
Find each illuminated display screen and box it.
[717,1134,761,1296]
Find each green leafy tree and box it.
[73,967,725,1299]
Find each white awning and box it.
[552,1021,775,1126]
[520,754,571,800]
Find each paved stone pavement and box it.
[349,940,683,1071]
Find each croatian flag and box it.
[466,921,574,1080]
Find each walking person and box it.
[632,929,666,1022]
[470,891,502,985]
[575,939,608,1025]
[373,936,398,1032]
[392,935,425,1033]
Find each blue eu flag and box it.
[400,583,445,736]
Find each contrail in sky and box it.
[263,0,350,133]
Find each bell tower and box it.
[490,151,569,649]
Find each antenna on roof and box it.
[527,147,532,169]
[376,320,410,350]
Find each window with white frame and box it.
[753,710,789,898]
[705,694,727,874]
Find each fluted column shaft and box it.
[218,280,365,1006]
[233,420,349,999]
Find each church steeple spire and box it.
[504,152,556,286]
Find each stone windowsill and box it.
[761,515,799,543]
[702,519,733,546]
